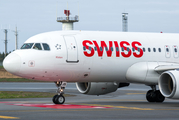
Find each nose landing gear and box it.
[146,85,165,103]
[52,81,67,104]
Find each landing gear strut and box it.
[52,81,67,104]
[146,85,165,103]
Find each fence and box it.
[57,16,79,21]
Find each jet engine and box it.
[76,82,129,95]
[159,70,179,99]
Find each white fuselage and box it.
[3,31,179,85]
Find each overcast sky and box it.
[1,0,179,53]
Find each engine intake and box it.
[76,82,119,95]
[76,82,130,95]
[159,70,179,99]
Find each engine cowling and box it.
[76,82,119,95]
[159,70,179,99]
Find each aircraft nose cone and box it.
[3,53,21,74]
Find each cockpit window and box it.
[33,43,42,50]
[21,43,34,49]
[21,43,50,51]
[42,43,50,50]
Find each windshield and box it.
[21,43,34,49]
[20,43,50,51]
[33,43,42,50]
[42,43,50,50]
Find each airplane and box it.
[3,30,179,104]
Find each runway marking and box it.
[127,93,146,95]
[0,109,127,113]
[1,107,179,113]
[81,104,154,110]
[0,115,19,119]
[93,99,146,101]
[7,102,152,110]
[2,102,179,112]
[0,102,12,103]
[10,103,110,109]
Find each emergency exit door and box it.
[64,36,79,62]
[165,45,170,58]
[173,45,178,58]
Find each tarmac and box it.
[0,83,179,120]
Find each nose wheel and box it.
[53,94,65,104]
[53,81,67,104]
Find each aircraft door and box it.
[173,45,178,58]
[64,36,79,63]
[164,45,170,58]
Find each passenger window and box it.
[116,47,119,51]
[138,48,140,52]
[83,46,86,50]
[143,48,145,52]
[148,48,151,52]
[21,43,34,49]
[132,47,135,52]
[94,47,97,51]
[100,47,103,51]
[42,43,50,50]
[166,48,169,52]
[158,48,161,52]
[33,43,42,50]
[127,48,130,52]
[105,47,108,51]
[121,47,124,51]
[111,47,113,51]
[153,48,156,52]
[174,48,177,52]
[89,46,91,51]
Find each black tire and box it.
[56,95,65,104]
[155,90,165,103]
[146,90,156,102]
[52,95,58,104]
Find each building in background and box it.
[122,13,128,32]
[57,10,79,30]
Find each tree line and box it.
[0,52,11,62]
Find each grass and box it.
[0,66,76,99]
[0,67,41,82]
[0,78,50,82]
[0,67,50,82]
[0,91,74,99]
